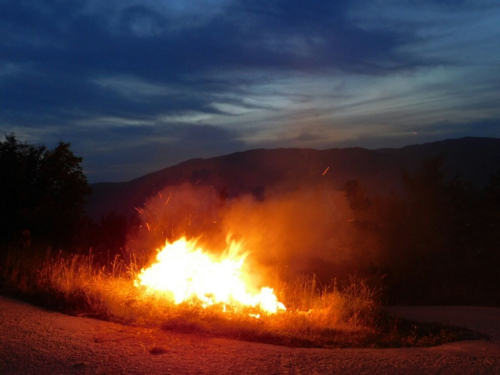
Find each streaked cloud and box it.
[1,0,499,182]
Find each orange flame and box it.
[134,237,286,314]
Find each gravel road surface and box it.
[1,296,499,375]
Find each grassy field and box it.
[0,245,485,348]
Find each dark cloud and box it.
[413,119,500,140]
[321,118,500,150]
[1,0,425,131]
[0,71,220,128]
[431,0,466,6]
[1,0,499,182]
[77,122,246,182]
[1,0,423,77]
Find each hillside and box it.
[86,137,500,221]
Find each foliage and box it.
[1,151,497,346]
[343,156,500,305]
[1,244,482,348]
[2,136,499,318]
[0,134,91,249]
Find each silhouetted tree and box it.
[381,156,480,304]
[343,179,384,276]
[0,134,44,241]
[0,134,91,249]
[344,179,372,212]
[480,170,500,250]
[342,157,489,305]
[475,170,500,303]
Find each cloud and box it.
[76,122,246,182]
[1,0,499,182]
[1,0,425,81]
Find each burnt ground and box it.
[1,296,499,375]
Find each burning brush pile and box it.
[2,183,486,348]
[2,184,384,347]
[92,184,382,345]
[135,236,286,315]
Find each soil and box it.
[1,296,499,375]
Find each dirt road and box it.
[1,296,499,375]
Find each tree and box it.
[0,134,91,248]
[400,156,473,261]
[343,158,480,304]
[476,170,500,302]
[342,179,384,276]
[384,156,480,304]
[0,134,45,240]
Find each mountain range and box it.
[86,137,500,221]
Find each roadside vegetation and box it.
[0,133,494,348]
[0,244,484,348]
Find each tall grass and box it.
[0,245,478,348]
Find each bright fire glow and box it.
[135,237,286,314]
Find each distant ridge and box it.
[86,137,500,221]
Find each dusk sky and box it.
[1,0,499,183]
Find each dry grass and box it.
[0,245,484,348]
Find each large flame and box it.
[135,237,286,314]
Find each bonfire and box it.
[134,236,286,314]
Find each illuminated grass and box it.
[0,246,486,348]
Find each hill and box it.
[86,137,500,221]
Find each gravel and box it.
[1,296,499,375]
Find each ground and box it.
[1,296,499,374]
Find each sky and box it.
[1,0,499,183]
